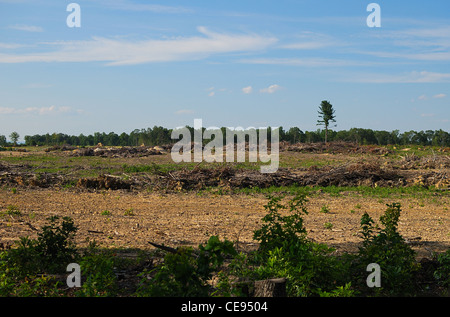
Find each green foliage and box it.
[0,252,63,297]
[434,249,450,288]
[355,203,419,296]
[22,125,450,147]
[122,163,177,175]
[9,131,20,146]
[250,194,353,296]
[34,216,78,272]
[136,236,237,297]
[1,205,21,217]
[5,216,78,275]
[317,283,356,297]
[1,196,448,297]
[317,100,336,143]
[75,244,118,297]
[253,194,308,255]
[0,216,78,296]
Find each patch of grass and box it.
[122,163,178,174]
[124,208,135,216]
[1,205,22,217]
[232,184,444,200]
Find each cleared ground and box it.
[0,142,449,260]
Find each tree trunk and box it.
[254,278,287,297]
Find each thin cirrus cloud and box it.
[0,27,278,66]
[0,106,82,115]
[8,24,43,32]
[345,71,450,84]
[94,0,193,14]
[359,26,450,62]
[239,57,377,68]
[241,85,281,94]
[260,84,282,94]
[415,93,446,102]
[175,109,194,115]
[280,31,339,50]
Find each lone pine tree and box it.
[317,100,336,144]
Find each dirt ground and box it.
[0,143,449,261]
[1,187,448,260]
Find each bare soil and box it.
[1,188,448,260]
[0,143,449,260]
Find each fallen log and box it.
[148,241,178,254]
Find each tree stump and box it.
[254,278,287,297]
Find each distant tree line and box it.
[7,126,449,148]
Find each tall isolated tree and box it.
[0,135,6,147]
[9,131,20,146]
[317,100,336,144]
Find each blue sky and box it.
[0,0,449,140]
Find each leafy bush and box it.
[355,203,418,296]
[5,216,78,275]
[250,194,353,296]
[434,249,450,288]
[0,252,62,297]
[136,236,236,297]
[253,194,308,255]
[0,216,78,296]
[34,216,78,273]
[75,244,118,297]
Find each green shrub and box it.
[75,245,118,297]
[0,216,78,296]
[136,236,236,297]
[5,216,78,275]
[0,252,62,297]
[34,216,78,273]
[355,203,418,296]
[253,194,309,255]
[434,249,450,288]
[250,194,354,296]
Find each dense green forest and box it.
[2,127,450,147]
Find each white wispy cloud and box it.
[359,25,450,62]
[242,86,253,94]
[175,109,194,115]
[418,95,428,100]
[240,57,377,68]
[281,31,339,50]
[260,84,282,94]
[8,24,43,32]
[346,71,450,84]
[414,93,447,102]
[0,42,27,49]
[0,106,82,115]
[96,0,192,14]
[0,27,277,65]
